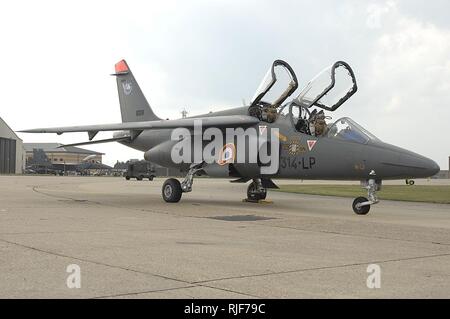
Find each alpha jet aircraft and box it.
[21,59,440,214]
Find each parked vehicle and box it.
[125,161,156,181]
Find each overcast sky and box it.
[1,0,449,168]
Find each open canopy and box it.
[294,61,357,111]
[250,60,298,108]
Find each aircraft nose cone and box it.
[400,151,440,178]
[426,158,440,176]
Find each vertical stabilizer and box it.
[113,60,160,122]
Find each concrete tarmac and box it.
[0,176,449,298]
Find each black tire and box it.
[149,176,154,181]
[408,180,415,186]
[137,175,143,181]
[125,176,130,180]
[162,178,182,203]
[352,197,370,215]
[247,182,267,201]
[259,188,267,200]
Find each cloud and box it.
[366,1,396,29]
[360,7,450,166]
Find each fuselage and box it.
[117,106,440,181]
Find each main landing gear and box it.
[246,178,267,201]
[162,163,203,203]
[352,170,380,215]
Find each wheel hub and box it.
[164,185,173,198]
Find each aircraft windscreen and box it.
[327,117,380,144]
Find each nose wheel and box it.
[352,170,380,215]
[352,197,371,215]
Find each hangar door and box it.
[0,137,16,174]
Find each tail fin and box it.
[113,59,161,122]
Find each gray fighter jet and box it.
[21,59,440,214]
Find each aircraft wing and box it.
[19,115,259,135]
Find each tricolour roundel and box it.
[217,143,236,166]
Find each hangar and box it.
[0,117,24,174]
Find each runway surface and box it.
[0,176,449,298]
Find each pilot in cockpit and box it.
[307,110,329,137]
[295,116,309,134]
[314,111,329,137]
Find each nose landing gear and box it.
[352,196,371,215]
[352,170,380,215]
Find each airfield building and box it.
[24,143,103,166]
[0,117,24,174]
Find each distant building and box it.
[433,170,449,179]
[0,117,24,174]
[24,143,103,166]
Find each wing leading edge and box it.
[19,115,259,135]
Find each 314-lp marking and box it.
[280,157,316,169]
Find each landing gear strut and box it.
[352,170,380,215]
[246,178,267,201]
[161,163,203,203]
